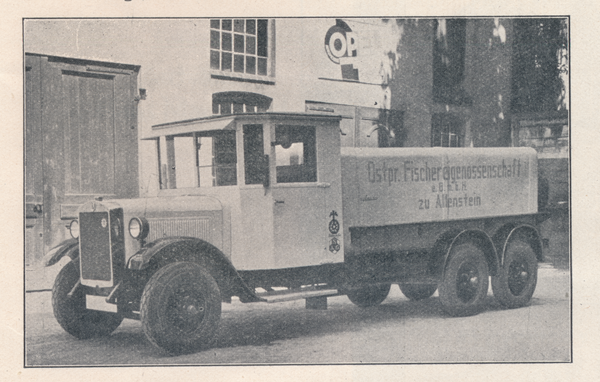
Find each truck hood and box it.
[89,195,223,219]
[77,195,225,251]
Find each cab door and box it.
[270,123,344,268]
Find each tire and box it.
[52,260,123,339]
[492,239,538,309]
[399,283,437,301]
[140,262,221,354]
[347,283,391,307]
[439,243,489,317]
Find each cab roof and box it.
[144,112,342,139]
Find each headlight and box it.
[129,217,149,240]
[69,220,79,239]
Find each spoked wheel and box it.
[141,262,221,354]
[399,283,437,301]
[439,243,489,317]
[346,283,391,307]
[492,238,538,309]
[52,260,123,339]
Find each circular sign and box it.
[324,21,357,64]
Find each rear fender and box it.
[42,238,79,267]
[127,237,262,303]
[432,229,498,278]
[494,224,543,264]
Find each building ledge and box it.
[211,73,275,85]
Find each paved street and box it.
[25,264,570,366]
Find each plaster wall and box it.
[25,18,517,198]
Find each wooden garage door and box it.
[25,54,139,263]
[63,71,117,195]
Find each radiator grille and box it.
[79,212,112,281]
[147,218,212,242]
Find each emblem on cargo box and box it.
[101,218,107,228]
[329,210,340,234]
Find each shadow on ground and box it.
[30,293,530,362]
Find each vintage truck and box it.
[43,112,545,354]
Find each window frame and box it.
[432,19,471,106]
[431,113,464,147]
[212,92,273,115]
[243,124,266,185]
[273,125,318,184]
[157,130,238,189]
[210,18,274,79]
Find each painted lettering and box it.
[367,161,375,183]
[367,158,523,185]
[368,161,400,185]
[436,193,482,209]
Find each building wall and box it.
[25,18,519,199]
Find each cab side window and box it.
[198,132,237,187]
[275,125,317,183]
[158,131,237,189]
[243,124,265,185]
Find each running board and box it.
[258,288,341,303]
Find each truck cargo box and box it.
[341,147,538,228]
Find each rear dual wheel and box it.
[347,283,391,307]
[399,283,437,301]
[439,243,490,317]
[492,239,538,309]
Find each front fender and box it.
[126,237,187,270]
[128,237,263,303]
[42,239,79,267]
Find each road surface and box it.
[25,264,570,366]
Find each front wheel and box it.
[399,283,437,301]
[439,243,489,317]
[140,262,221,354]
[52,260,123,339]
[346,283,391,307]
[492,238,538,309]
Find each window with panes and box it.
[431,113,463,147]
[210,19,269,76]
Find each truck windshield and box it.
[158,131,237,189]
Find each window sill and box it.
[318,77,385,86]
[272,182,330,189]
[211,71,275,85]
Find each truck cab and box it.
[148,112,345,270]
